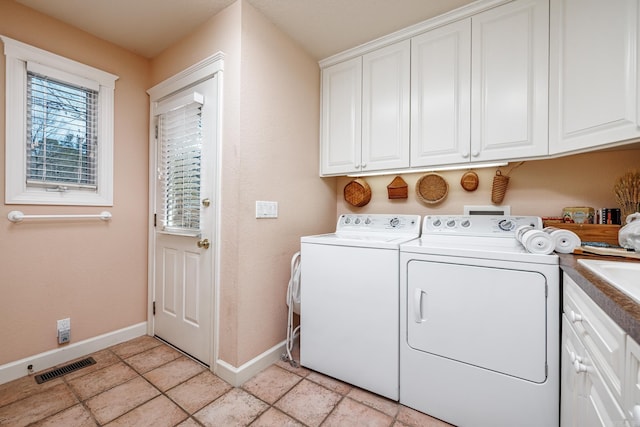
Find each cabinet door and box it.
[561,316,582,427]
[626,336,640,425]
[549,0,640,154]
[471,0,549,162]
[411,19,471,167]
[581,361,627,427]
[320,57,362,175]
[361,40,410,172]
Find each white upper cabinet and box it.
[320,57,362,176]
[411,19,471,167]
[471,0,549,162]
[361,40,411,173]
[320,40,410,176]
[411,0,548,168]
[549,0,640,154]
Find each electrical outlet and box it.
[58,329,70,344]
[57,318,70,344]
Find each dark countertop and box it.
[559,253,640,344]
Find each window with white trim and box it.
[1,35,118,205]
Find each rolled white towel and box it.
[543,227,581,254]
[521,229,556,254]
[515,224,535,243]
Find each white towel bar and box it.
[7,210,112,223]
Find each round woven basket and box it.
[460,171,479,192]
[344,178,372,207]
[416,173,448,204]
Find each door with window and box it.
[152,75,218,365]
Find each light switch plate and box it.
[256,201,278,218]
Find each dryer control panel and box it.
[422,215,542,237]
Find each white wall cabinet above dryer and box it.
[410,19,471,167]
[320,40,410,176]
[411,0,549,168]
[549,0,640,154]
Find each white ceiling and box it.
[14,0,475,60]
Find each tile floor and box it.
[0,336,453,426]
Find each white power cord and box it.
[283,251,301,367]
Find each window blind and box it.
[26,71,98,190]
[158,97,203,234]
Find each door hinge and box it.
[152,301,156,315]
[155,125,158,139]
[154,213,157,227]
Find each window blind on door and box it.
[157,93,204,234]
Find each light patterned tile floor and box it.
[0,336,453,426]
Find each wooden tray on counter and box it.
[542,221,621,246]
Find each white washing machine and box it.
[400,215,560,427]
[300,214,421,400]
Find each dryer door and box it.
[406,259,547,382]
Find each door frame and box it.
[146,53,224,369]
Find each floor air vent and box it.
[34,357,96,384]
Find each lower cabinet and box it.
[626,337,640,426]
[561,273,630,427]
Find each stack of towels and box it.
[516,225,581,255]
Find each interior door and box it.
[152,76,218,365]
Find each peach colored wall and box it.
[335,148,640,218]
[0,2,150,365]
[235,2,335,365]
[151,0,335,367]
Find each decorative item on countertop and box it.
[344,178,372,207]
[562,207,595,224]
[416,173,448,204]
[491,161,524,204]
[613,170,640,220]
[619,212,640,251]
[387,176,408,199]
[598,208,621,225]
[460,171,479,192]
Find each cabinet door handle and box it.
[569,351,582,363]
[573,359,587,374]
[570,310,583,323]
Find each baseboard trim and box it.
[0,322,147,386]
[215,340,286,387]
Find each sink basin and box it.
[578,259,640,304]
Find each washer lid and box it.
[302,232,418,249]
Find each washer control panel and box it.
[423,215,541,237]
[337,214,421,234]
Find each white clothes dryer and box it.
[400,215,560,427]
[300,214,421,400]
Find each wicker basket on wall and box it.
[344,178,372,207]
[416,173,448,204]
